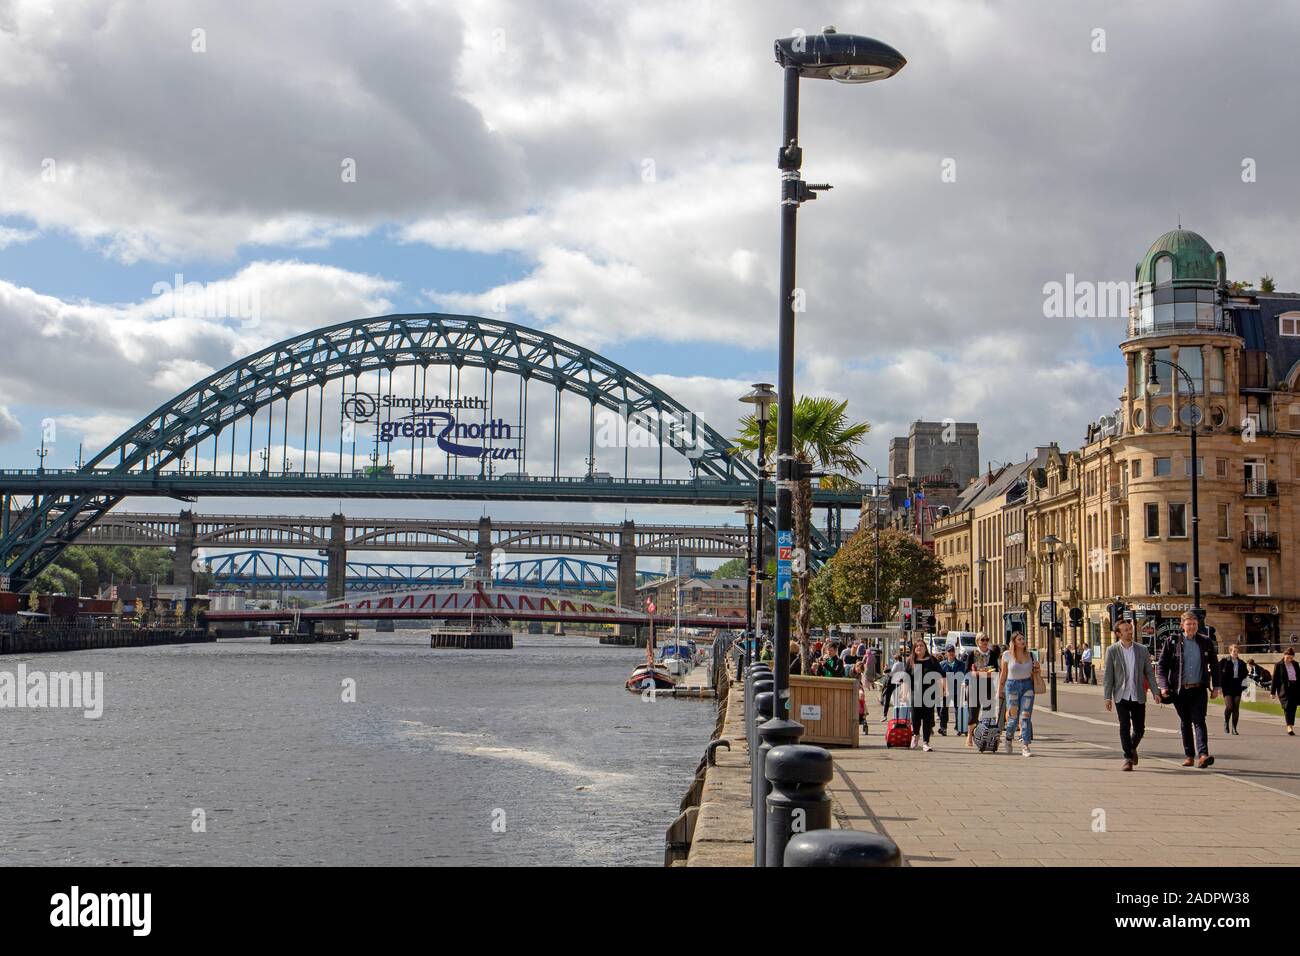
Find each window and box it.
[1152,404,1173,428]
[1218,502,1230,539]
[1146,562,1162,594]
[1246,509,1268,534]
[1244,458,1266,481]
[1178,347,1204,394]
[1215,458,1228,478]
[1209,348,1225,393]
[1168,503,1187,538]
[1220,563,1231,597]
[1145,502,1159,538]
[1154,255,1173,286]
[1170,563,1188,595]
[1132,459,1143,479]
[1183,458,1203,477]
[1281,312,1300,337]
[1245,560,1270,596]
[1154,457,1172,476]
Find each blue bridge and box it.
[207,550,665,593]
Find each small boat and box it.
[626,662,677,693]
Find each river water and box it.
[0,631,716,866]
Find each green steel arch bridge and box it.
[0,313,859,590]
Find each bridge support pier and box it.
[615,520,638,645]
[325,513,347,632]
[477,516,494,578]
[169,509,196,597]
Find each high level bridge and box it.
[72,510,744,600]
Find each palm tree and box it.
[734,396,869,672]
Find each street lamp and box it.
[976,556,989,637]
[862,460,889,622]
[740,382,776,669]
[1146,360,1202,621]
[737,502,756,671]
[768,27,905,752]
[1042,533,1061,712]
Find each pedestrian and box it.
[997,632,1041,757]
[1080,643,1093,684]
[905,638,942,752]
[1155,610,1221,768]
[1219,644,1247,735]
[937,644,967,736]
[820,643,846,678]
[965,633,999,748]
[881,649,907,717]
[759,640,773,663]
[1270,646,1300,736]
[1103,618,1161,770]
[1063,644,1074,683]
[789,640,802,676]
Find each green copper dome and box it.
[1135,229,1223,286]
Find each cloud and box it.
[0,0,521,262]
[0,261,399,424]
[0,405,21,443]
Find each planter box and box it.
[789,675,860,747]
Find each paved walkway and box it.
[831,702,1300,867]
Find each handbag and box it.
[1032,662,1047,695]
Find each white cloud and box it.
[0,404,21,443]
[0,261,399,423]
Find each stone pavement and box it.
[830,705,1300,867]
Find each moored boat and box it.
[625,662,677,692]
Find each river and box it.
[0,631,716,866]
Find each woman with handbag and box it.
[998,632,1041,757]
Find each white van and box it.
[941,631,979,657]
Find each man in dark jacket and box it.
[1156,611,1221,767]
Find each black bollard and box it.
[764,744,833,868]
[784,830,902,867]
[751,690,774,867]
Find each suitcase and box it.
[885,717,912,748]
[885,691,912,748]
[972,717,1001,753]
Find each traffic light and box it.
[1069,607,1083,628]
[901,608,913,631]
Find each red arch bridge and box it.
[204,583,737,632]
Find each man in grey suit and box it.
[1103,618,1162,770]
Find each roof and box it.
[1135,229,1221,286]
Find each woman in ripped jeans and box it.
[998,632,1040,757]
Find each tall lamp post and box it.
[768,27,905,742]
[1145,360,1202,621]
[976,556,989,637]
[861,461,889,621]
[741,383,776,669]
[1043,534,1061,712]
[737,502,756,670]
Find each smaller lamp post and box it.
[1043,534,1061,712]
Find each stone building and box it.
[889,420,980,488]
[930,227,1300,664]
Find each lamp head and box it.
[740,383,777,424]
[774,28,907,84]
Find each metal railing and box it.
[1242,531,1280,552]
[1244,478,1278,498]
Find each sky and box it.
[3,0,1300,568]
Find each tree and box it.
[711,557,748,579]
[1261,274,1277,293]
[734,395,869,671]
[809,527,946,630]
